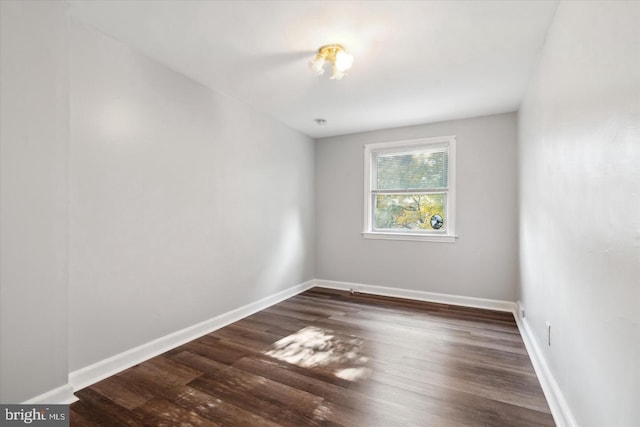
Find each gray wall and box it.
[1,3,314,401]
[0,1,70,403]
[315,113,518,301]
[518,2,640,426]
[69,21,315,371]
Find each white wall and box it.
[315,113,518,301]
[69,21,315,371]
[0,1,70,403]
[518,2,639,426]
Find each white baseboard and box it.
[22,383,76,405]
[65,279,514,395]
[318,279,577,426]
[22,276,576,427]
[68,279,315,393]
[513,310,577,427]
[314,279,516,312]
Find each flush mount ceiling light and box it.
[310,44,354,80]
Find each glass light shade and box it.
[330,66,346,80]
[310,56,325,75]
[312,44,353,80]
[334,50,354,72]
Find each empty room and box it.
[1,1,638,426]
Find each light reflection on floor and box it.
[263,326,372,381]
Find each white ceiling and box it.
[69,1,558,138]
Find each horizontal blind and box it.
[375,148,448,191]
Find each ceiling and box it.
[68,1,558,139]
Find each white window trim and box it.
[362,135,457,243]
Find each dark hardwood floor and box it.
[70,287,555,426]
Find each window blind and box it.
[375,149,448,191]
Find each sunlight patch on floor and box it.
[264,326,372,381]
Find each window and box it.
[363,136,456,242]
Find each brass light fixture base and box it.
[316,44,346,63]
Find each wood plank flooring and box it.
[70,287,555,426]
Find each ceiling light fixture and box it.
[310,44,354,80]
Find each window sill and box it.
[361,231,457,243]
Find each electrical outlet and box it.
[545,321,551,346]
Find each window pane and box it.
[376,150,448,190]
[374,193,446,231]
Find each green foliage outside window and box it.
[375,194,446,231]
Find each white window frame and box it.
[362,135,457,243]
